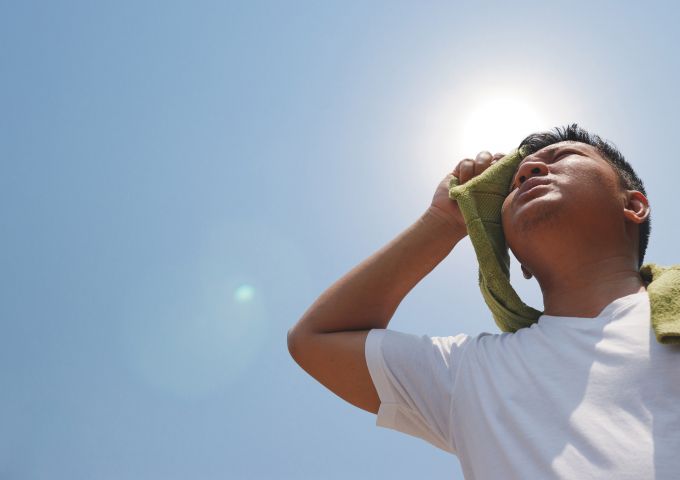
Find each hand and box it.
[427,151,506,231]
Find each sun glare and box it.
[413,86,553,183]
[459,93,545,155]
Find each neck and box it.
[536,255,645,318]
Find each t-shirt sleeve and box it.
[364,328,472,454]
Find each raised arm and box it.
[287,151,503,413]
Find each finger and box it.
[458,159,475,184]
[490,152,507,166]
[452,158,469,177]
[474,151,493,175]
[475,151,493,165]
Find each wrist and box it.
[421,207,467,242]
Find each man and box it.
[287,124,679,478]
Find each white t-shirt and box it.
[365,291,680,479]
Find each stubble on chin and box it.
[513,201,566,237]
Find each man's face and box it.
[501,141,624,265]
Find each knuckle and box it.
[475,151,492,162]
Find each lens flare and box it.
[234,284,255,303]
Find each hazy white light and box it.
[459,92,545,155]
[411,84,551,197]
[234,284,255,303]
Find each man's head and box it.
[501,123,650,280]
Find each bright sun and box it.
[458,92,545,156]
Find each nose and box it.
[514,159,549,187]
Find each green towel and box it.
[640,264,680,344]
[448,147,680,345]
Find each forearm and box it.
[290,208,467,335]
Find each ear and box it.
[521,264,533,280]
[623,190,650,224]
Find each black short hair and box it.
[517,123,651,269]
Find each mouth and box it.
[517,177,551,199]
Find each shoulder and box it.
[457,324,547,360]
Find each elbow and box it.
[287,325,316,367]
[287,327,301,362]
[287,315,318,362]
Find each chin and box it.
[504,201,567,243]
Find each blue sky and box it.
[2,1,679,478]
